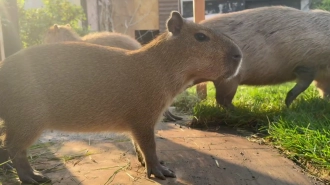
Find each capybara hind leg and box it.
[285,66,316,107]
[213,77,239,109]
[314,77,330,99]
[5,127,50,184]
[131,127,175,180]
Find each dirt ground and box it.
[0,108,325,185]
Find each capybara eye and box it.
[194,33,209,42]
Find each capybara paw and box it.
[172,115,183,120]
[147,163,176,180]
[139,160,164,167]
[19,171,51,184]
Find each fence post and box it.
[193,0,207,100]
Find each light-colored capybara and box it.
[43,24,142,50]
[198,6,330,108]
[44,24,183,122]
[0,11,242,184]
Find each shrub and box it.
[17,0,88,48]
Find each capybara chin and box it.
[0,11,242,184]
[200,6,330,108]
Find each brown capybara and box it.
[198,6,330,108]
[43,24,142,50]
[44,24,183,122]
[0,11,242,184]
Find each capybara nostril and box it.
[233,54,242,61]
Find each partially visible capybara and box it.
[0,11,242,184]
[199,6,330,108]
[44,24,183,122]
[43,24,142,50]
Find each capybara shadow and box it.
[0,11,242,184]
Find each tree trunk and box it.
[0,0,22,58]
[99,0,114,32]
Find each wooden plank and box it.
[193,0,205,23]
[193,0,207,100]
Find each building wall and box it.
[158,0,179,33]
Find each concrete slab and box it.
[0,116,322,185]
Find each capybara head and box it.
[164,11,242,81]
[43,24,81,44]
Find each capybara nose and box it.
[232,54,242,61]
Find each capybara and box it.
[44,24,183,122]
[198,6,330,108]
[43,24,142,50]
[0,11,242,184]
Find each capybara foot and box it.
[163,110,177,122]
[169,112,183,120]
[19,170,51,184]
[147,163,176,180]
[140,159,165,167]
[163,110,183,122]
[219,102,235,110]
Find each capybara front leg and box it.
[5,125,50,184]
[0,147,14,171]
[132,139,165,167]
[132,139,146,166]
[285,66,316,107]
[213,77,239,109]
[10,150,50,184]
[131,127,175,180]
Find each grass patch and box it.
[176,82,330,182]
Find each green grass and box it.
[175,82,330,181]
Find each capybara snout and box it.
[226,43,243,78]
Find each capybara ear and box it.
[53,24,59,31]
[166,11,184,36]
[66,24,71,28]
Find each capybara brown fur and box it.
[43,24,142,50]
[0,11,242,184]
[44,24,183,122]
[199,6,330,108]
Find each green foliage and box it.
[311,0,330,11]
[18,0,89,48]
[173,90,201,113]
[183,82,330,180]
